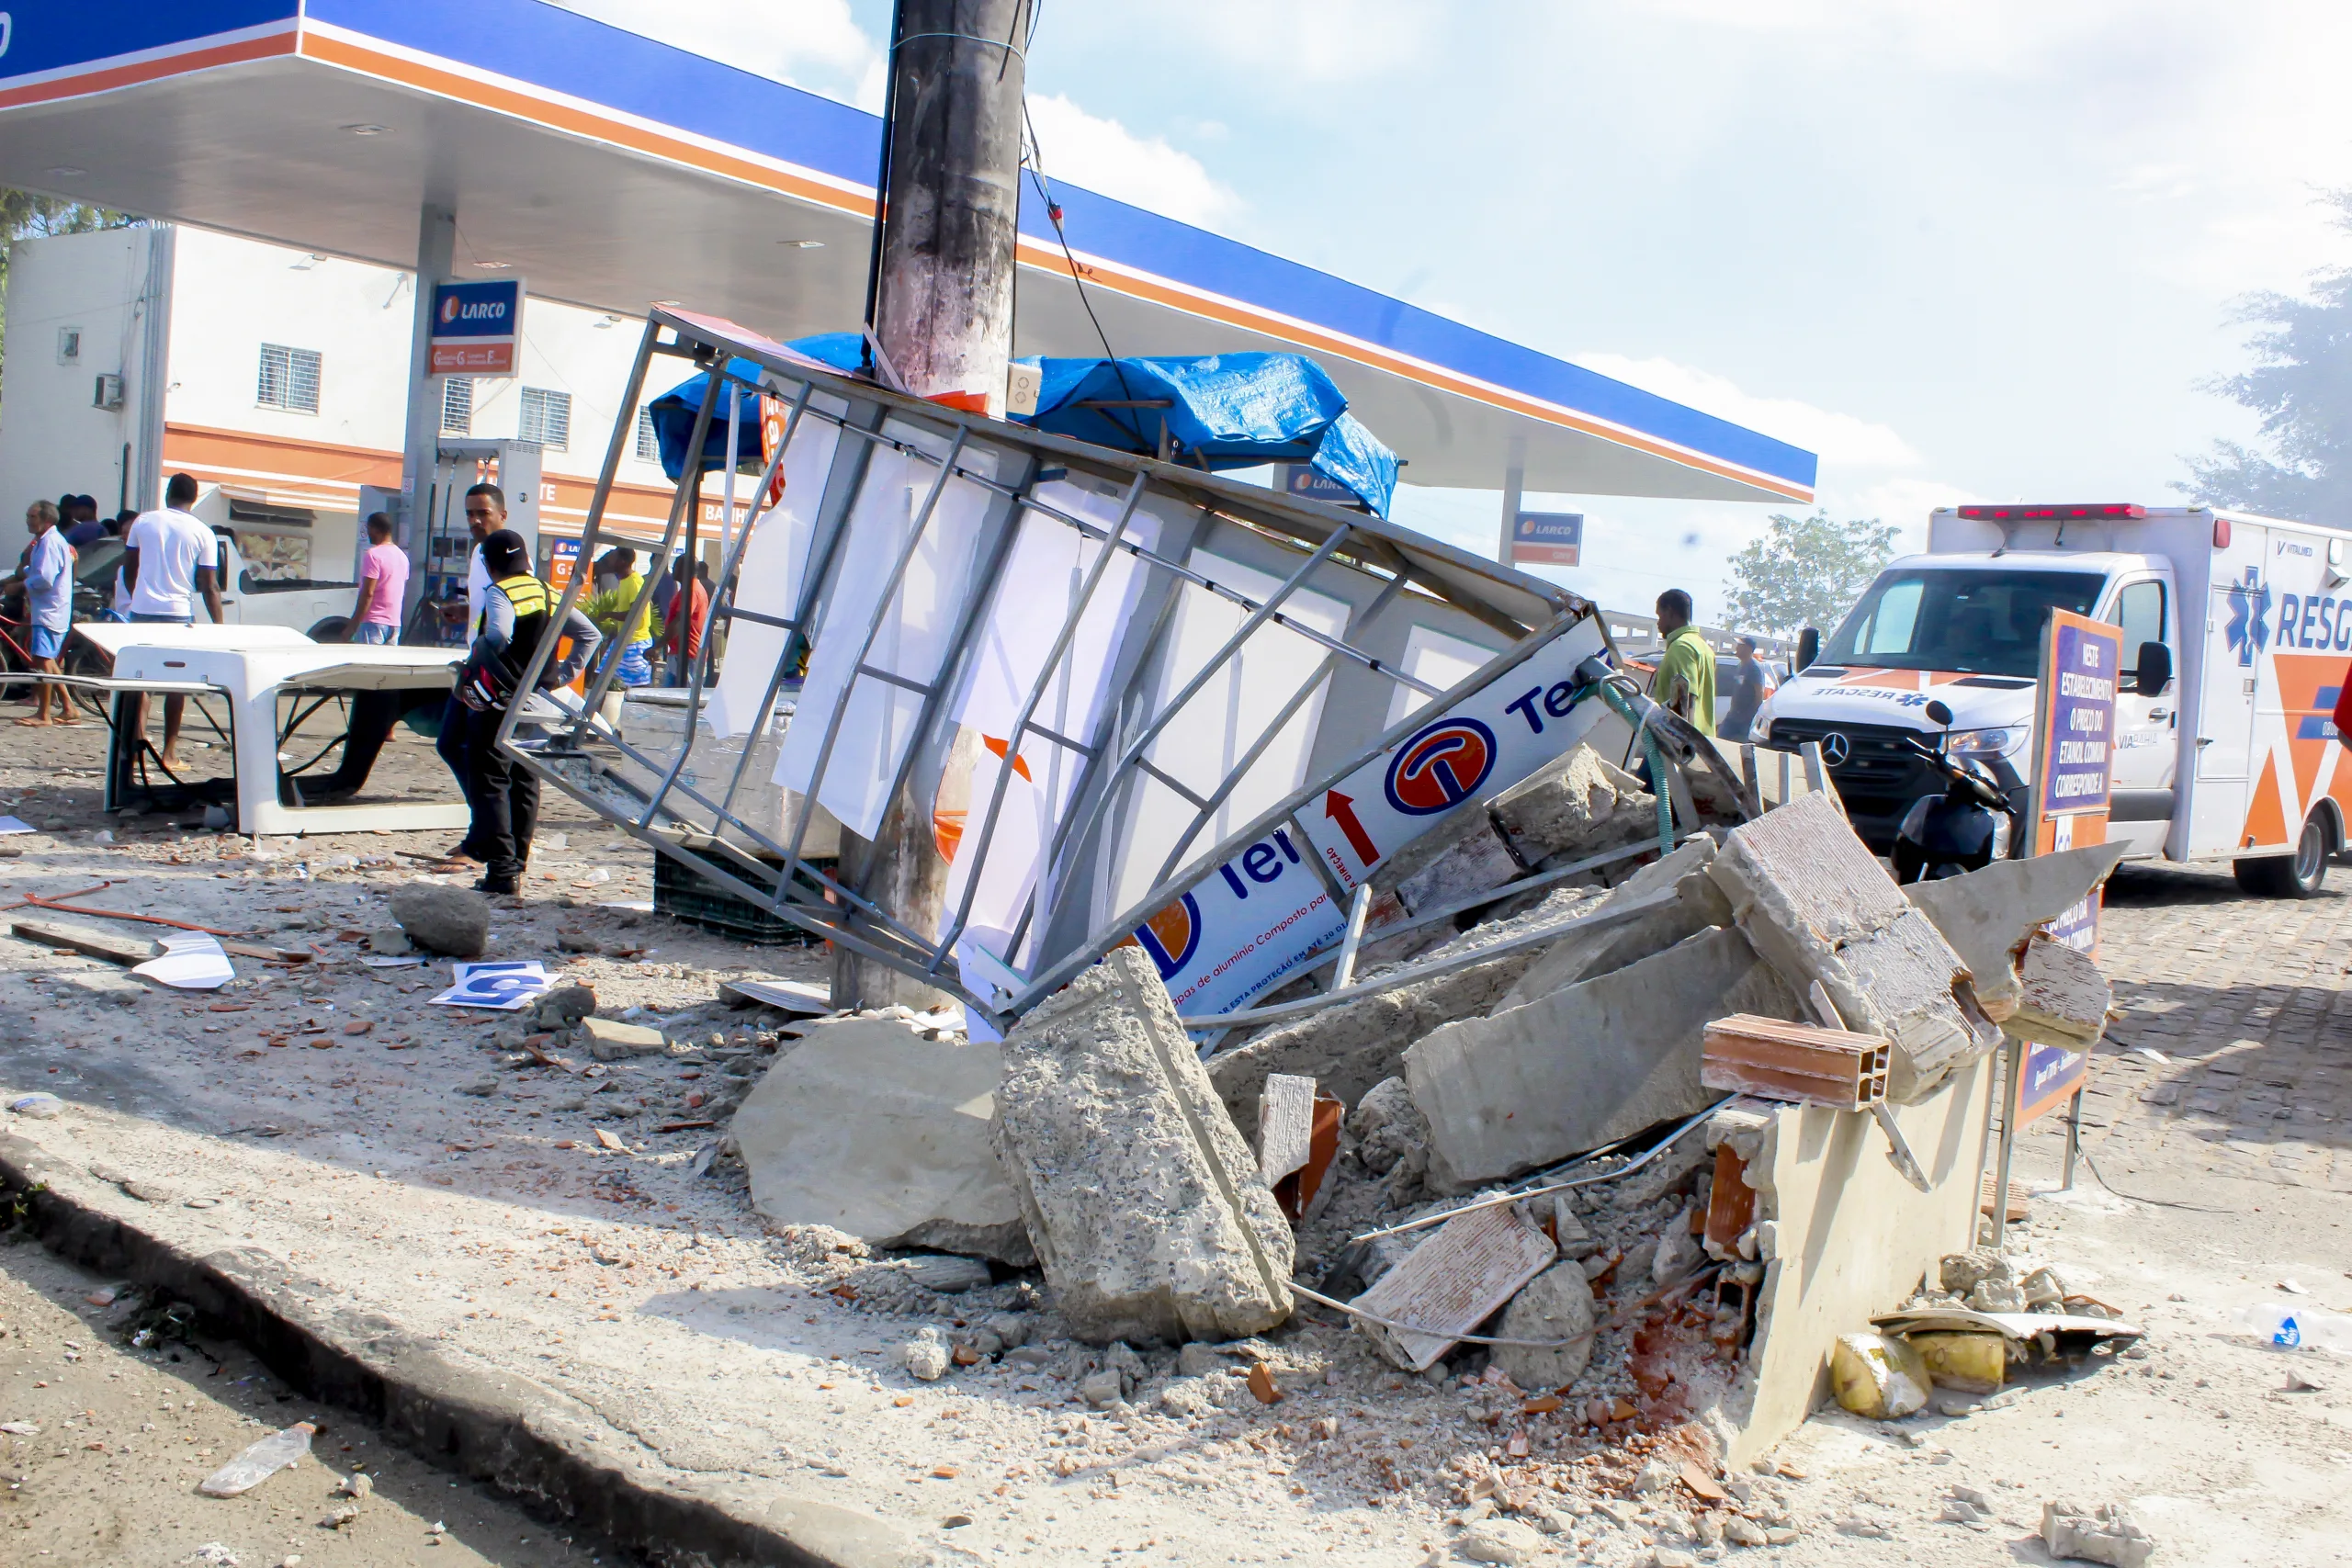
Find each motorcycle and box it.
[1894,699,2021,882]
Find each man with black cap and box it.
[454,527,602,896]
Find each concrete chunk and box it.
[1490,1259,1599,1391]
[1708,791,1986,1102]
[387,884,490,957]
[1393,819,1524,918]
[2009,934,2112,1048]
[1490,742,1657,866]
[1903,844,2125,1021]
[9,919,160,966]
[1498,836,1728,1009]
[1207,885,1605,1126]
[1407,925,1804,1192]
[993,947,1294,1344]
[577,1016,666,1060]
[733,1017,1035,1264]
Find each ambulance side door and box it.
[2104,570,2177,856]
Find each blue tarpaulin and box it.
[650,339,1398,515]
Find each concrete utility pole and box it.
[837,0,1032,1010]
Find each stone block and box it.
[577,1016,666,1061]
[1490,1259,1598,1391]
[1393,819,1523,918]
[1489,742,1657,866]
[2008,933,2113,1048]
[1407,925,1804,1192]
[1903,843,2125,1021]
[2041,1501,2156,1568]
[734,1017,1033,1264]
[992,946,1293,1344]
[1206,886,1605,1126]
[1708,791,1986,1101]
[387,884,490,957]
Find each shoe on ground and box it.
[473,874,520,897]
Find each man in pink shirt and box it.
[342,513,408,644]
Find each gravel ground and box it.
[0,694,2347,1565]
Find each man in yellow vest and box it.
[1650,588,1717,737]
[455,529,603,896]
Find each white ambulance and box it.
[1749,502,2352,897]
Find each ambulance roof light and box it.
[1955,503,2148,523]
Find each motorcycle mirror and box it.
[1925,699,1954,728]
[1795,626,1819,671]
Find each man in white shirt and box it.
[13,499,75,727]
[432,482,505,867]
[120,472,224,772]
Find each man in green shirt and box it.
[1651,589,1716,737]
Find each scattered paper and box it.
[359,954,425,969]
[0,816,33,834]
[2132,1046,2170,1065]
[131,931,235,990]
[597,900,656,914]
[428,960,551,1010]
[718,976,831,1015]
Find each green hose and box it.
[1592,678,1676,857]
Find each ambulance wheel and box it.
[2234,816,2331,898]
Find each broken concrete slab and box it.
[1393,818,1524,919]
[1407,925,1804,1193]
[9,919,161,966]
[577,1016,666,1061]
[993,946,1293,1344]
[1349,1201,1555,1371]
[1497,836,1727,1010]
[2008,934,2113,1049]
[1206,885,1606,1127]
[1903,843,2125,1021]
[1491,1259,1600,1391]
[733,1016,1035,1265]
[1490,742,1657,868]
[387,884,490,958]
[1708,790,1986,1102]
[2041,1500,2157,1568]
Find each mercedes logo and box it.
[1819,732,1851,766]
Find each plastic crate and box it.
[651,852,829,946]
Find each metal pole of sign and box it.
[2061,1083,2085,1192]
[1989,1034,2025,1249]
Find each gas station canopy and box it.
[0,1,1817,502]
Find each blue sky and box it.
[559,0,2352,624]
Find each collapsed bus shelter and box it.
[500,309,1747,1030]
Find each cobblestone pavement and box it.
[2057,859,2352,1193]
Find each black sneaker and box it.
[473,874,520,897]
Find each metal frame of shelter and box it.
[498,307,1613,1027]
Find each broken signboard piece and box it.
[1700,1013,1889,1111]
[2007,932,2113,1049]
[1348,1201,1555,1371]
[131,931,235,990]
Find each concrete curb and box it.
[0,1128,936,1568]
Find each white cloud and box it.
[1180,0,1440,81]
[1576,355,1921,468]
[548,0,883,105]
[1023,94,1240,228]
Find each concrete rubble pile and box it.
[704,735,2134,1520]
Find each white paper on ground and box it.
[719,976,831,1013]
[0,815,33,834]
[429,960,551,1010]
[130,931,234,990]
[771,430,998,839]
[359,954,424,969]
[705,418,842,739]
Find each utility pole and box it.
[836,0,1032,1010]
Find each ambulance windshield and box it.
[1818,567,2105,679]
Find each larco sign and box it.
[428,277,524,378]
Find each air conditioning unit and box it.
[93,373,125,411]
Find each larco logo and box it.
[1385,717,1498,815]
[1131,892,1201,980]
[438,295,460,325]
[1819,732,1850,766]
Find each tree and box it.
[0,188,143,383]
[2178,188,2352,524]
[1720,511,1899,637]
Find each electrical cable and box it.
[2081,1148,2234,1213]
[1019,101,1153,451]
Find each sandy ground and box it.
[0,1229,616,1566]
[0,696,2347,1566]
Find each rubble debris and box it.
[387,884,490,957]
[1347,1201,1555,1371]
[1828,1331,1929,1418]
[1495,836,1723,1010]
[992,947,1294,1344]
[531,984,598,1031]
[1488,742,1655,869]
[9,917,161,965]
[1871,1303,2145,1348]
[1707,790,1987,1101]
[1909,1331,2005,1393]
[902,1255,994,1293]
[1903,842,2124,1021]
[1258,1073,1317,1188]
[719,975,832,1013]
[1456,1517,1545,1564]
[1208,885,1608,1125]
[7,1092,64,1119]
[1700,1013,1890,1111]
[900,1326,952,1382]
[1348,1077,1430,1186]
[733,1016,1035,1265]
[1387,807,1524,919]
[1490,1259,1599,1391]
[1407,925,1802,1191]
[2041,1500,2157,1568]
[578,1016,666,1060]
[2009,933,2114,1048]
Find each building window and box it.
[441,377,474,436]
[256,344,322,414]
[519,386,571,451]
[634,407,659,463]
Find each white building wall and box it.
[0,227,153,547]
